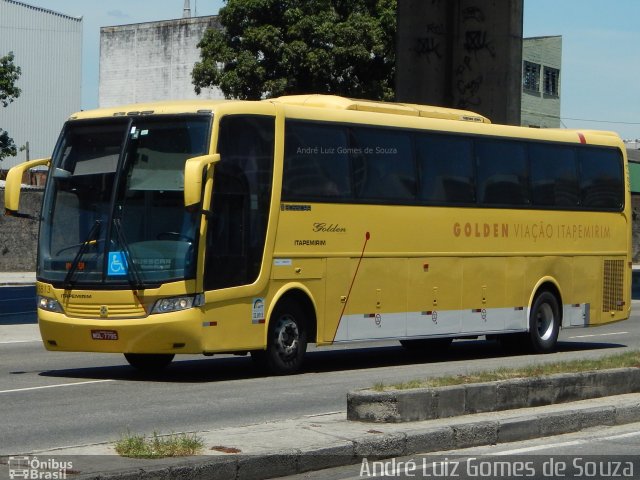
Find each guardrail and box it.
[0,285,36,325]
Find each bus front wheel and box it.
[253,300,308,375]
[528,291,560,353]
[124,353,175,372]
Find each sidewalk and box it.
[0,271,36,286]
[2,393,639,480]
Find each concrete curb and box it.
[51,394,640,480]
[347,367,640,422]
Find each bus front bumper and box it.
[38,309,204,354]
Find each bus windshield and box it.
[38,115,211,287]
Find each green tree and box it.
[0,51,21,162]
[192,0,396,101]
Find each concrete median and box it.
[347,367,640,422]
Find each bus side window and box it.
[578,148,624,210]
[416,134,475,204]
[476,139,529,206]
[352,127,416,202]
[530,144,579,208]
[282,122,352,201]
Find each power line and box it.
[522,109,640,126]
[560,117,640,126]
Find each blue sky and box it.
[524,0,640,140]
[18,0,640,140]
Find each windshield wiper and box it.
[64,220,102,289]
[112,217,145,290]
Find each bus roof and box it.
[69,95,490,124]
[67,96,623,149]
[68,99,229,119]
[270,95,491,123]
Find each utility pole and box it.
[183,0,192,18]
[19,141,31,184]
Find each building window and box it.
[543,67,560,96]
[523,61,540,92]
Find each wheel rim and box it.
[274,315,299,359]
[536,303,555,341]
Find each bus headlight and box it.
[151,294,204,314]
[37,296,64,313]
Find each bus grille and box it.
[64,303,147,319]
[602,259,625,312]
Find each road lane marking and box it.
[598,431,640,441]
[0,379,114,394]
[304,411,343,418]
[0,340,40,344]
[493,441,584,455]
[493,430,640,455]
[568,331,628,339]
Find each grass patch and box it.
[115,431,204,458]
[373,350,640,391]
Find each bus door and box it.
[203,116,275,291]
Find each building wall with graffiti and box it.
[396,0,524,125]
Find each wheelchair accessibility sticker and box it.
[108,251,128,276]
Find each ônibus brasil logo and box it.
[8,456,73,479]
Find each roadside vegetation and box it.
[115,431,204,458]
[0,51,22,161]
[372,350,640,391]
[193,0,396,101]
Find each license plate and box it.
[91,330,118,340]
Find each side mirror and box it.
[184,154,220,208]
[4,157,51,217]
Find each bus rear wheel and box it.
[528,291,560,353]
[253,300,308,375]
[124,353,174,372]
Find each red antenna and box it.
[332,232,371,341]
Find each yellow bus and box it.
[5,95,631,374]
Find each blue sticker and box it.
[108,251,128,276]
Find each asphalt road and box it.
[0,306,639,455]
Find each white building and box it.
[99,16,224,107]
[0,0,82,170]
